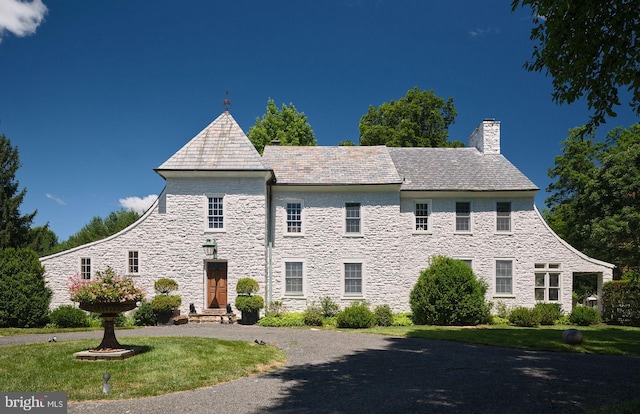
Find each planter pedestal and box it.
[79,302,137,352]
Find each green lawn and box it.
[0,336,285,401]
[358,324,640,355]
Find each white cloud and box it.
[0,0,48,42]
[119,194,158,214]
[45,193,66,205]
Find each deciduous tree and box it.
[359,87,461,147]
[248,99,316,154]
[513,0,640,129]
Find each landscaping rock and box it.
[562,328,583,345]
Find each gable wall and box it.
[42,176,268,314]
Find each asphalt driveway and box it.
[2,324,639,413]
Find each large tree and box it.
[512,0,640,129]
[359,87,461,147]
[545,123,640,273]
[0,134,38,249]
[52,209,140,253]
[248,99,316,154]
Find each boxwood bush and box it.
[336,301,375,329]
[508,306,541,327]
[374,304,394,327]
[303,302,324,326]
[410,256,490,325]
[49,305,89,328]
[534,303,563,325]
[569,306,601,326]
[134,302,157,326]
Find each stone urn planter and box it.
[79,301,137,351]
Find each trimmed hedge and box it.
[336,301,375,329]
[534,303,563,325]
[508,306,541,327]
[602,280,640,326]
[569,306,601,326]
[50,305,89,328]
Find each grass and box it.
[0,336,285,401]
[352,324,640,355]
[0,326,105,336]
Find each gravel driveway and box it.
[2,324,639,413]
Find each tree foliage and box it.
[248,99,316,154]
[0,134,38,249]
[0,248,51,327]
[545,123,640,273]
[513,0,640,129]
[51,209,140,254]
[359,87,461,148]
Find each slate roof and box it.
[387,147,539,191]
[156,111,269,173]
[262,145,402,185]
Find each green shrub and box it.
[265,301,286,317]
[235,295,264,313]
[303,302,324,326]
[569,306,601,326]
[151,295,182,313]
[410,256,490,325]
[154,278,178,294]
[320,296,340,317]
[534,303,563,325]
[0,248,51,327]
[236,278,260,295]
[493,301,512,319]
[134,302,157,326]
[374,304,393,327]
[392,312,414,327]
[508,306,541,327]
[602,280,640,326]
[258,312,305,327]
[336,301,375,329]
[49,305,89,328]
[489,315,510,325]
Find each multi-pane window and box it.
[128,251,139,274]
[81,258,91,280]
[207,196,224,230]
[415,202,429,231]
[285,262,303,295]
[535,263,561,301]
[496,202,511,232]
[455,202,471,232]
[344,263,362,295]
[495,260,513,294]
[345,203,361,234]
[286,202,302,233]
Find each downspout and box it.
[266,172,275,306]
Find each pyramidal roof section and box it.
[156,111,269,173]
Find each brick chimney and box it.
[469,119,500,154]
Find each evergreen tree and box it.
[0,134,37,249]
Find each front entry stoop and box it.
[189,308,237,324]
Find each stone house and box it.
[41,111,613,316]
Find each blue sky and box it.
[0,0,638,241]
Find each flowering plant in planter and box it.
[69,266,145,304]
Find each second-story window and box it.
[81,258,91,280]
[286,202,302,233]
[496,202,511,232]
[455,202,471,232]
[207,196,224,230]
[345,203,361,234]
[128,250,139,274]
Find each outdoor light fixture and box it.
[102,373,111,394]
[203,239,218,259]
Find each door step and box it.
[189,310,237,324]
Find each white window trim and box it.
[493,258,515,298]
[341,258,365,298]
[343,202,363,237]
[534,263,562,302]
[454,200,473,234]
[80,257,92,280]
[284,199,305,237]
[127,250,140,276]
[495,201,513,234]
[204,193,226,233]
[282,259,306,298]
[413,199,432,234]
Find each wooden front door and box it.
[207,262,227,309]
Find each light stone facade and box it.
[40,112,614,316]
